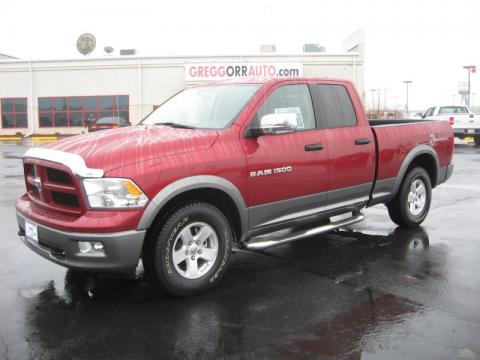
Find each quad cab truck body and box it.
[16,78,454,296]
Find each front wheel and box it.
[143,202,233,296]
[387,167,432,227]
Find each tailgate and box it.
[452,115,480,129]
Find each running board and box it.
[242,212,365,250]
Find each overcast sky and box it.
[1,0,479,110]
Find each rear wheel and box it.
[387,167,432,227]
[143,202,233,296]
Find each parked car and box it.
[421,105,480,145]
[405,112,423,119]
[16,78,454,296]
[88,116,131,132]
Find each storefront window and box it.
[1,98,28,128]
[38,95,129,127]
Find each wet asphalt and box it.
[0,141,479,360]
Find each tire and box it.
[143,202,233,296]
[386,167,432,227]
[474,136,480,146]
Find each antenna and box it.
[76,33,96,56]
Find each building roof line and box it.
[0,52,360,64]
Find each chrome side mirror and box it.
[259,113,298,135]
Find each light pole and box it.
[403,80,412,113]
[383,88,387,111]
[377,89,380,113]
[369,89,377,113]
[463,65,476,108]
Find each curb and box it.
[31,136,58,142]
[0,136,22,141]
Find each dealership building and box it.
[0,33,364,136]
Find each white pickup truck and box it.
[420,106,480,145]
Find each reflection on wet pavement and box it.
[1,143,480,359]
[15,228,457,359]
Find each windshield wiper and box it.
[154,122,196,129]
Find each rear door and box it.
[243,83,329,229]
[310,83,375,207]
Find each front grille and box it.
[51,191,80,207]
[24,161,83,215]
[47,168,73,184]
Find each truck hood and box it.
[46,125,218,172]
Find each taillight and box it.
[111,124,118,128]
[91,125,98,129]
[449,117,454,125]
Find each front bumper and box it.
[17,212,145,275]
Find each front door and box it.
[242,83,329,229]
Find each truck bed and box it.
[369,119,454,189]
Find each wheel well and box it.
[407,154,437,187]
[150,188,242,243]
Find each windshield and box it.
[142,84,261,129]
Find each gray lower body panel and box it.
[440,163,454,183]
[369,177,396,205]
[248,183,372,230]
[17,212,145,275]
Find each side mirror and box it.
[246,113,298,137]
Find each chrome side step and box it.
[242,212,365,250]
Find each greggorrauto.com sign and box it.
[185,63,303,82]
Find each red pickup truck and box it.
[16,78,454,296]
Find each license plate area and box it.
[25,220,38,243]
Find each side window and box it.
[314,85,357,129]
[255,84,315,131]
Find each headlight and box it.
[82,178,149,208]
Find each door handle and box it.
[305,143,324,151]
[354,138,371,145]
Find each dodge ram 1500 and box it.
[16,78,454,296]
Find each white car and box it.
[421,106,480,145]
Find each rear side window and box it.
[314,85,357,129]
[255,84,316,130]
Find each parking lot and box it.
[0,141,479,360]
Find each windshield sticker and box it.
[274,107,304,128]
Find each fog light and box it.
[78,241,105,255]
